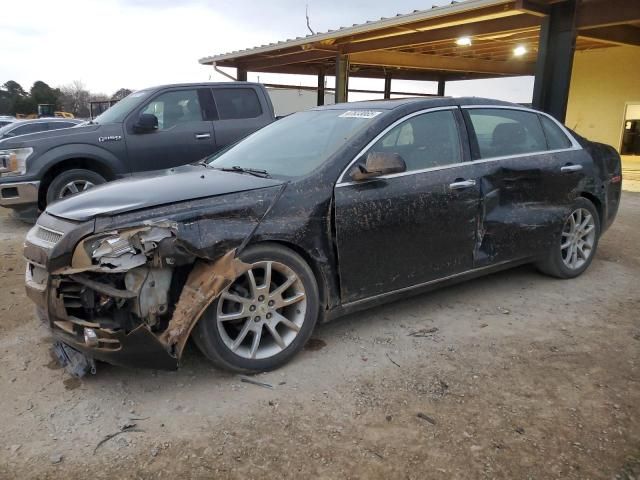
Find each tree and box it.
[59,80,91,117]
[0,81,28,115]
[30,81,61,108]
[111,88,133,101]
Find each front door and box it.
[334,108,480,304]
[125,88,216,172]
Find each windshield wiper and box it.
[220,165,271,178]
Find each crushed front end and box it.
[23,212,247,375]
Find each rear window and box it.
[212,88,262,120]
[467,108,547,159]
[539,114,573,150]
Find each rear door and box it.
[124,88,216,171]
[462,106,587,266]
[334,108,481,304]
[211,87,273,149]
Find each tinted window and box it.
[49,122,76,131]
[212,88,262,120]
[141,89,202,130]
[468,109,547,159]
[540,114,572,150]
[368,110,462,171]
[10,123,49,136]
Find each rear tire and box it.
[46,169,106,204]
[193,243,319,373]
[536,197,600,279]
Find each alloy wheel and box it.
[561,207,596,270]
[216,260,307,359]
[58,180,94,198]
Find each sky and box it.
[0,0,534,102]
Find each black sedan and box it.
[23,97,622,375]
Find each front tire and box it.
[536,197,600,279]
[193,243,319,373]
[46,169,106,204]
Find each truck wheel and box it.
[193,243,319,373]
[536,197,600,279]
[46,169,106,203]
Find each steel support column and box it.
[317,69,326,106]
[532,0,577,121]
[383,72,392,99]
[437,79,446,96]
[335,54,349,103]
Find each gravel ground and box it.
[0,191,638,479]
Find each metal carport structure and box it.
[199,0,640,121]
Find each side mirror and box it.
[134,113,158,133]
[350,152,406,181]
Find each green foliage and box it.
[0,80,62,116]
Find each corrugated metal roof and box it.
[199,0,511,64]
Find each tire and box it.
[46,169,106,204]
[536,197,600,279]
[193,243,320,373]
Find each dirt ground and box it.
[0,191,639,480]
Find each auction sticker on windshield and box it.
[338,110,382,119]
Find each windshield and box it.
[208,109,382,179]
[93,89,151,124]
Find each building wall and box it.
[267,88,334,117]
[566,45,640,152]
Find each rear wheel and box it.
[46,169,106,204]
[536,197,600,279]
[193,243,319,373]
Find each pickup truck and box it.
[0,82,275,220]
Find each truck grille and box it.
[33,226,64,247]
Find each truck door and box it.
[124,88,216,171]
[210,87,274,149]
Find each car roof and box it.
[312,96,522,111]
[9,118,80,125]
[140,81,265,92]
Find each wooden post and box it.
[335,53,349,103]
[317,69,326,106]
[437,79,446,96]
[237,68,248,81]
[383,72,392,99]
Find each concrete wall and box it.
[566,45,640,152]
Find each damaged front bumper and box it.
[24,217,249,372]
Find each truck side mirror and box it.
[134,113,158,133]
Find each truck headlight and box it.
[0,148,33,176]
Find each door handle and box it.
[195,133,211,139]
[560,164,583,173]
[449,179,476,190]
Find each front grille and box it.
[34,226,64,246]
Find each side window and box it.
[539,114,572,150]
[49,122,76,130]
[212,88,262,120]
[10,123,49,136]
[368,110,462,171]
[141,89,202,130]
[467,109,547,159]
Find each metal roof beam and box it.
[579,25,640,47]
[349,50,535,75]
[341,14,541,54]
[577,0,640,29]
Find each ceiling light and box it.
[456,37,472,46]
[513,45,527,56]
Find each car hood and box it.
[45,164,283,222]
[0,123,99,147]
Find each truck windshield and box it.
[208,109,382,179]
[93,90,151,124]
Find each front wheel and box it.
[193,243,319,373]
[536,197,600,279]
[46,169,106,204]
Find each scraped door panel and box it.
[334,166,480,304]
